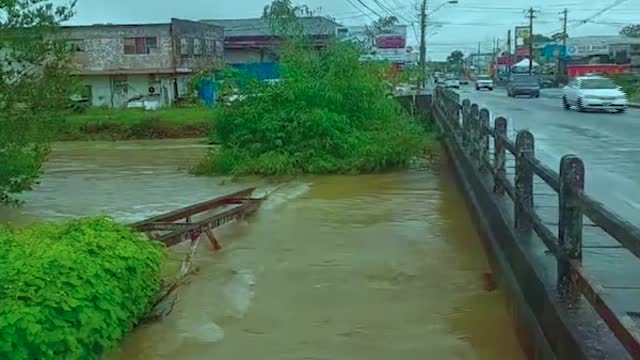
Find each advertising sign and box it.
[515,26,530,47]
[565,43,609,57]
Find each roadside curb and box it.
[630,103,640,109]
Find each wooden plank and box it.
[131,187,255,230]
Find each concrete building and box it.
[200,17,340,79]
[59,19,223,107]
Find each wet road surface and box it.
[0,139,525,359]
[460,86,640,226]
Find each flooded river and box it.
[0,139,525,360]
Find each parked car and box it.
[444,78,460,89]
[507,75,540,98]
[460,78,469,85]
[475,75,494,91]
[562,76,628,113]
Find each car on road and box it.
[507,75,540,98]
[562,76,628,113]
[444,78,460,89]
[475,75,494,91]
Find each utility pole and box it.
[507,30,511,54]
[526,7,537,75]
[561,8,568,50]
[477,42,481,74]
[418,0,427,89]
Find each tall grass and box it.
[196,41,429,176]
[59,107,214,140]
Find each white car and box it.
[444,79,460,89]
[562,76,628,113]
[475,75,494,91]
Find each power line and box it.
[354,0,385,19]
[344,0,376,21]
[567,0,630,31]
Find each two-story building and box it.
[59,18,223,107]
[200,17,339,79]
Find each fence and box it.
[432,86,640,358]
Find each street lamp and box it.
[419,0,458,89]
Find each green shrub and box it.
[199,40,428,176]
[0,217,166,360]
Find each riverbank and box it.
[58,107,214,141]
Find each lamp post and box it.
[419,0,458,89]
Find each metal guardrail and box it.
[433,86,640,358]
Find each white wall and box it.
[80,74,174,108]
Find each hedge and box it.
[0,217,166,359]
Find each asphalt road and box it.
[458,85,640,226]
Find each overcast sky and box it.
[62,0,639,60]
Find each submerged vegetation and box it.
[0,218,166,359]
[195,2,428,176]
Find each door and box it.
[565,79,579,104]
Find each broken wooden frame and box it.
[130,187,261,317]
[434,87,640,358]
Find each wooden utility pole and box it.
[557,8,568,84]
[419,0,427,89]
[507,30,512,54]
[561,8,568,49]
[477,42,481,74]
[527,7,536,75]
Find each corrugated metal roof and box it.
[200,17,340,37]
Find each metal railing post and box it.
[493,117,507,194]
[470,104,480,161]
[557,155,585,291]
[515,130,535,231]
[461,99,471,150]
[479,108,490,171]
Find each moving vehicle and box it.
[475,75,494,91]
[444,78,460,89]
[507,75,540,98]
[562,76,628,113]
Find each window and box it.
[124,37,157,54]
[112,76,128,95]
[180,38,189,55]
[194,38,203,56]
[581,78,617,89]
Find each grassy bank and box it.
[611,73,640,102]
[59,106,214,140]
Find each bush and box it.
[200,41,428,176]
[0,217,166,360]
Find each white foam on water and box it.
[223,269,256,318]
[260,182,310,210]
[183,321,225,344]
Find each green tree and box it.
[620,24,640,38]
[551,32,568,42]
[447,50,464,75]
[0,0,76,205]
[196,1,426,176]
[524,34,553,45]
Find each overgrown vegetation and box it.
[59,107,214,140]
[0,0,77,205]
[0,217,166,359]
[195,1,428,176]
[611,73,640,102]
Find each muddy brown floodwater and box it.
[0,139,525,360]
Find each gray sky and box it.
[63,0,639,60]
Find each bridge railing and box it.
[433,86,640,358]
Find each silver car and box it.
[475,75,494,91]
